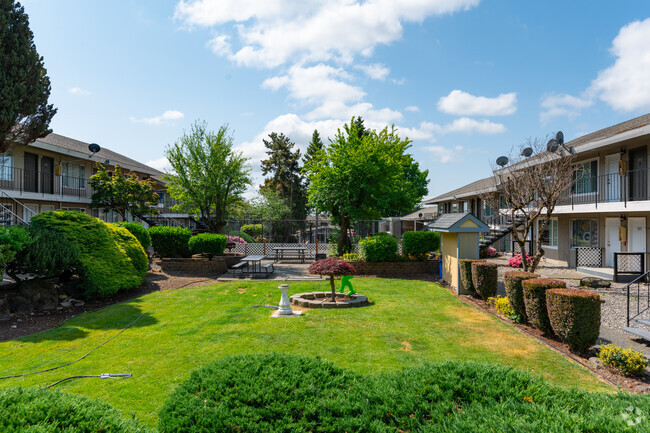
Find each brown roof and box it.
[567,113,650,149]
[424,176,496,204]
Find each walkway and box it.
[217,262,325,281]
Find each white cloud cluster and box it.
[424,145,464,163]
[539,93,594,125]
[145,156,172,171]
[355,63,390,80]
[437,90,517,116]
[131,110,185,126]
[68,86,91,96]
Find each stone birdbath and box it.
[308,257,357,302]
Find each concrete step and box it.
[636,318,650,326]
[623,327,650,341]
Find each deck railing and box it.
[0,167,91,198]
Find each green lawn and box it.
[0,279,611,427]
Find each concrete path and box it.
[218,261,325,281]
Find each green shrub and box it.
[229,230,254,243]
[522,278,566,335]
[487,295,519,321]
[0,226,31,275]
[341,252,362,261]
[8,226,79,279]
[599,343,648,377]
[546,288,601,353]
[402,231,440,258]
[504,271,537,322]
[149,226,192,258]
[359,233,398,262]
[0,387,152,433]
[30,211,146,297]
[471,262,498,300]
[240,224,263,239]
[114,222,151,250]
[459,259,482,294]
[188,233,227,259]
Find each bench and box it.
[230,261,248,277]
[262,262,275,277]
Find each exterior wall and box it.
[458,232,479,294]
[441,232,458,289]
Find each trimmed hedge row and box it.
[149,226,192,258]
[471,262,498,300]
[546,288,601,353]
[188,233,227,259]
[359,233,398,262]
[459,259,481,294]
[504,271,537,323]
[522,278,566,335]
[401,231,440,258]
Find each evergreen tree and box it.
[0,1,57,153]
[303,129,324,166]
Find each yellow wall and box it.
[441,232,458,288]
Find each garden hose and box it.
[44,373,132,389]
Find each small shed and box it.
[428,213,489,294]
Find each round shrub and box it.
[599,343,648,377]
[504,271,537,322]
[459,259,482,294]
[229,230,254,243]
[114,222,151,250]
[240,223,263,239]
[471,262,498,300]
[188,233,227,259]
[359,233,398,262]
[0,387,152,433]
[30,211,147,297]
[149,226,192,258]
[546,288,601,353]
[522,278,566,335]
[402,231,440,258]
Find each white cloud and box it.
[355,63,390,80]
[442,117,506,134]
[207,34,232,56]
[130,110,185,125]
[68,86,91,96]
[405,105,420,112]
[539,93,594,125]
[591,18,650,112]
[424,145,464,163]
[437,90,517,116]
[145,157,172,172]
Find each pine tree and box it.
[303,129,324,166]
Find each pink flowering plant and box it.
[486,247,498,257]
[508,253,533,268]
[227,235,247,244]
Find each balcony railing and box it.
[0,167,91,198]
[559,168,650,207]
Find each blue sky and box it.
[19,0,650,200]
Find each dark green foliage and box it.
[0,387,152,433]
[459,259,482,294]
[522,278,566,335]
[188,233,227,259]
[240,223,262,239]
[229,229,254,243]
[504,271,537,322]
[0,1,57,153]
[359,233,398,262]
[149,226,191,258]
[8,226,79,279]
[546,289,601,353]
[159,354,650,433]
[402,230,440,258]
[30,211,146,297]
[0,225,31,274]
[114,222,151,250]
[471,262,498,300]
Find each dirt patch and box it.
[400,341,412,351]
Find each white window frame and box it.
[0,153,13,181]
[62,163,86,189]
[538,218,558,249]
[572,158,599,196]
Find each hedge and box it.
[471,262,498,300]
[522,278,566,335]
[359,233,398,262]
[30,211,146,297]
[0,387,152,433]
[459,259,482,294]
[188,233,227,259]
[504,271,537,322]
[402,231,440,258]
[114,222,151,250]
[149,226,192,258]
[546,288,601,353]
[240,224,263,239]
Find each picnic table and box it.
[272,246,308,263]
[231,255,275,278]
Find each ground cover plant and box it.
[599,344,649,377]
[0,279,612,427]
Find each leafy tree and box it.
[164,121,252,233]
[90,163,159,221]
[249,188,291,221]
[0,1,57,153]
[305,117,428,255]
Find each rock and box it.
[10,324,17,329]
[59,294,68,300]
[635,385,650,393]
[580,277,611,289]
[588,356,602,369]
[72,299,84,307]
[17,279,60,310]
[60,300,72,308]
[0,297,10,321]
[6,294,33,314]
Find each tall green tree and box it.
[164,121,252,233]
[90,163,159,221]
[303,129,324,166]
[0,1,57,153]
[304,117,429,255]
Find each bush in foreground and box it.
[504,271,537,323]
[487,295,519,321]
[0,387,152,433]
[546,288,601,353]
[359,233,398,262]
[114,222,151,250]
[522,278,565,335]
[599,343,648,377]
[471,261,498,300]
[459,259,481,294]
[188,233,227,259]
[402,231,440,259]
[149,226,191,258]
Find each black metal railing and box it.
[0,167,91,198]
[614,252,645,282]
[558,167,650,207]
[626,270,650,327]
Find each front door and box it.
[629,147,647,201]
[40,156,54,194]
[606,218,621,267]
[628,217,646,254]
[23,152,38,193]
[605,154,620,202]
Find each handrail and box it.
[0,189,35,225]
[626,269,650,327]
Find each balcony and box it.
[558,168,650,208]
[0,167,91,199]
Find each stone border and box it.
[290,292,370,309]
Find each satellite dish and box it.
[521,147,533,157]
[546,138,559,152]
[88,143,101,156]
[496,156,509,167]
[418,213,423,218]
[556,131,564,145]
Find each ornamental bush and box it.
[459,259,482,294]
[599,343,648,377]
[522,278,566,335]
[30,211,146,297]
[229,230,254,243]
[0,387,152,433]
[504,271,537,323]
[188,233,227,259]
[240,224,263,239]
[487,295,519,321]
[402,231,440,258]
[114,222,151,250]
[0,225,32,275]
[546,288,601,353]
[8,226,79,280]
[149,226,192,258]
[359,233,398,262]
[509,253,534,268]
[471,262,498,300]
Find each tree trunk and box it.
[337,213,351,256]
[329,276,336,302]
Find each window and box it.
[538,218,558,247]
[571,219,598,247]
[0,154,12,181]
[483,202,493,217]
[61,207,86,213]
[62,163,86,189]
[572,160,598,194]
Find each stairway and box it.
[624,318,650,341]
[189,216,209,234]
[479,214,525,250]
[0,189,35,226]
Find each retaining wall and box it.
[155,255,242,276]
